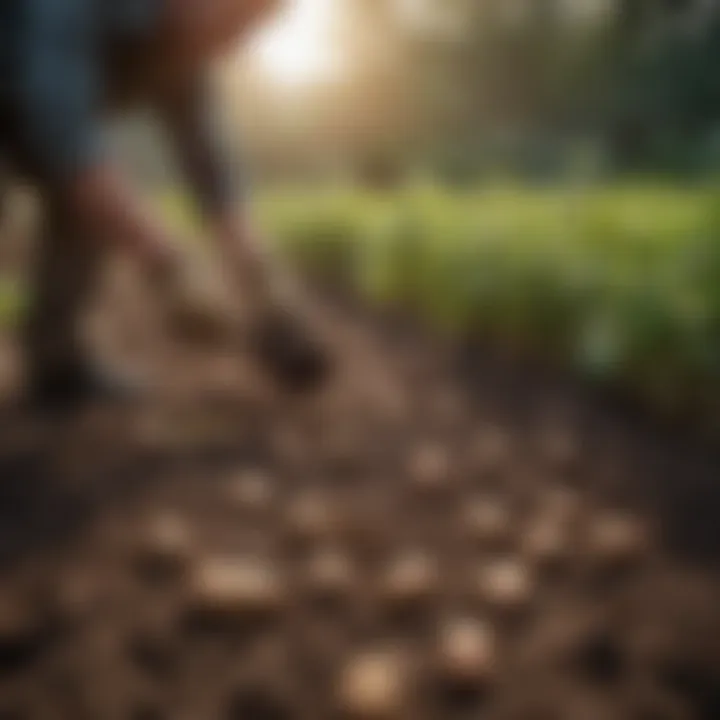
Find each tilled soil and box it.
[0,299,719,720]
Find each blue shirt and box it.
[0,0,164,183]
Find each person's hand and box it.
[209,211,333,390]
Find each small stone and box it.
[476,558,535,613]
[189,558,285,619]
[337,650,408,718]
[379,551,439,608]
[437,618,496,684]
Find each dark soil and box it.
[0,297,718,720]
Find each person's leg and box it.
[23,197,136,410]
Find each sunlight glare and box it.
[252,0,341,87]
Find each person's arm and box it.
[17,0,177,275]
[159,73,275,304]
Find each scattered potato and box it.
[476,557,536,613]
[226,469,274,511]
[306,548,356,599]
[521,517,570,570]
[408,443,450,490]
[135,512,193,574]
[462,498,512,547]
[437,617,497,684]
[379,551,439,608]
[189,558,285,619]
[337,650,408,718]
[586,513,650,570]
[286,492,343,542]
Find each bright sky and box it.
[251,0,343,87]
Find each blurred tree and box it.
[222,0,720,180]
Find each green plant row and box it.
[257,182,720,425]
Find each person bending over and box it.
[0,0,331,411]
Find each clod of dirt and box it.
[337,650,409,719]
[226,470,274,512]
[134,513,194,580]
[378,552,439,609]
[188,558,285,621]
[407,443,450,491]
[285,493,343,543]
[585,512,651,571]
[475,558,536,614]
[462,498,513,547]
[436,617,497,686]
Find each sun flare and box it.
[251,0,341,87]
